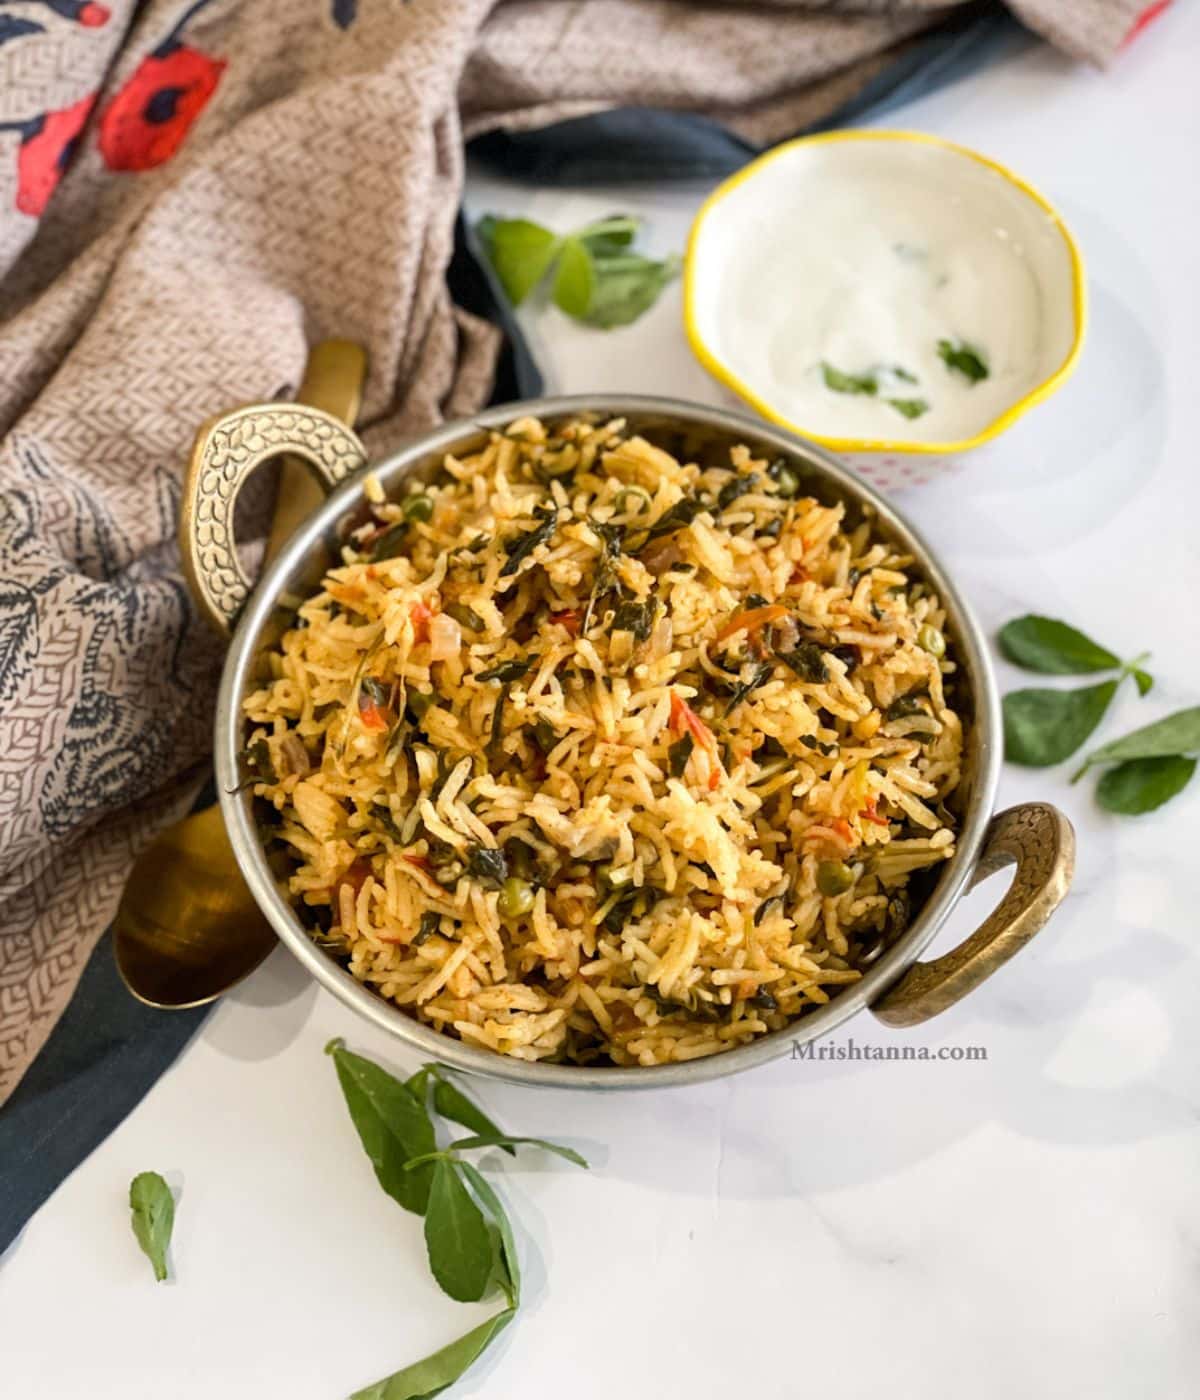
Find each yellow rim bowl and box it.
[683,129,1087,456]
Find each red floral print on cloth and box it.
[1,94,96,217]
[98,0,224,172]
[1125,0,1172,45]
[5,0,110,28]
[73,2,110,27]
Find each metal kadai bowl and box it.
[184,394,1074,1090]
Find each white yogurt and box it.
[689,137,1079,445]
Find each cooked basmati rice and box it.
[242,416,963,1066]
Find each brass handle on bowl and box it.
[871,802,1075,1027]
[179,373,369,635]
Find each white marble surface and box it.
[4,10,1199,1397]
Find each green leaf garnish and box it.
[447,1133,590,1168]
[129,1171,174,1283]
[1095,755,1197,814]
[456,1161,521,1307]
[576,214,638,255]
[723,661,773,717]
[329,1042,587,1395]
[349,1308,515,1400]
[479,217,561,305]
[885,397,929,421]
[583,251,681,329]
[997,615,1156,771]
[937,338,989,382]
[821,362,877,395]
[476,656,535,684]
[998,616,1123,674]
[325,1038,436,1214]
[404,1065,432,1100]
[1002,681,1119,767]
[424,1159,494,1302]
[821,364,924,415]
[425,1065,515,1156]
[1071,705,1200,780]
[550,235,594,318]
[500,504,559,578]
[997,613,1193,814]
[478,213,678,328]
[668,732,695,778]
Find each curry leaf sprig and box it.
[129,1171,175,1283]
[478,213,680,329]
[327,1040,588,1398]
[999,615,1153,690]
[1000,616,1154,769]
[1072,707,1200,814]
[999,614,1198,815]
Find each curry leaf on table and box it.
[424,1159,494,1303]
[405,1065,432,1101]
[423,1064,515,1156]
[326,1039,436,1215]
[456,1161,522,1307]
[1071,705,1200,780]
[1003,680,1118,767]
[998,615,1123,674]
[129,1171,175,1283]
[348,1308,516,1400]
[329,1042,588,1395]
[550,235,594,319]
[1095,755,1198,814]
[576,214,639,255]
[447,1133,590,1168]
[478,216,561,305]
[478,212,678,329]
[584,252,681,329]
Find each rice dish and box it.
[242,415,964,1065]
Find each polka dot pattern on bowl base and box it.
[843,452,964,491]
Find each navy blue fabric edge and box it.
[0,933,206,1260]
[465,5,1029,187]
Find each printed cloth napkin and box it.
[0,0,1152,1109]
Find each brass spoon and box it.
[113,341,367,1009]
